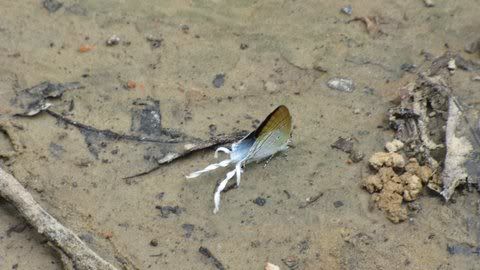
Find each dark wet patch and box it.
[253,197,266,206]
[156,205,182,218]
[43,0,63,13]
[80,129,108,159]
[79,233,94,244]
[65,4,87,16]
[181,223,194,238]
[212,73,225,88]
[131,98,162,137]
[447,243,480,256]
[49,143,65,159]
[6,222,29,237]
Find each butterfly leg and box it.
[263,154,275,168]
[213,169,237,214]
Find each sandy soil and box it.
[1,0,480,269]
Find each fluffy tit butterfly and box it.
[186,105,292,213]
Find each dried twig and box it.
[298,192,324,209]
[46,110,185,144]
[123,132,246,180]
[0,167,118,270]
[441,98,473,200]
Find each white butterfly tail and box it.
[213,169,237,214]
[186,159,232,179]
[214,147,231,158]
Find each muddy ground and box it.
[1,0,480,269]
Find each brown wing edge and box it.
[253,105,292,139]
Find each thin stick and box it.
[0,167,118,270]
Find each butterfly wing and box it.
[244,105,292,162]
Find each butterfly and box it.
[186,105,292,213]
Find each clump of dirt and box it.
[363,142,439,223]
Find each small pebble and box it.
[265,262,280,270]
[146,35,163,48]
[447,59,456,72]
[106,35,120,46]
[150,239,158,247]
[340,5,352,15]
[472,75,480,81]
[326,77,355,92]
[43,0,63,13]
[253,197,266,206]
[349,150,364,163]
[181,24,190,34]
[333,200,344,208]
[240,43,249,50]
[212,73,225,88]
[423,0,434,7]
[156,192,165,200]
[127,80,136,89]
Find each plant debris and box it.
[198,246,225,270]
[299,192,323,209]
[364,50,479,222]
[440,98,473,200]
[349,16,382,35]
[10,81,83,116]
[0,167,118,270]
